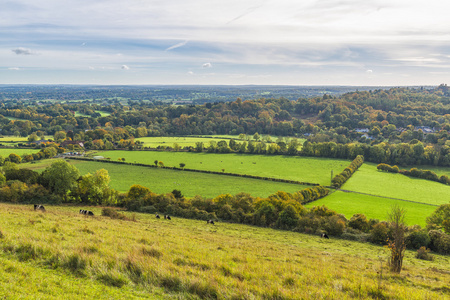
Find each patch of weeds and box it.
[283,277,295,287]
[141,247,162,258]
[102,208,135,221]
[15,243,49,261]
[28,219,42,225]
[159,275,183,292]
[124,256,143,283]
[0,229,4,239]
[97,271,128,288]
[416,246,433,261]
[82,245,99,254]
[138,238,151,245]
[188,280,219,299]
[81,226,94,235]
[51,224,59,233]
[173,258,210,270]
[432,286,450,294]
[63,253,87,275]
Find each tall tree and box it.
[388,205,406,273]
[41,160,80,200]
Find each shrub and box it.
[369,222,389,245]
[416,247,433,261]
[348,214,370,232]
[102,208,134,221]
[405,230,431,249]
[276,204,300,229]
[0,229,3,239]
[428,230,450,255]
[323,215,346,236]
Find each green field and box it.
[66,159,309,197]
[0,148,40,157]
[95,151,346,186]
[341,163,450,206]
[135,136,305,149]
[306,191,436,227]
[1,203,449,299]
[74,111,111,117]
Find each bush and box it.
[416,246,433,261]
[349,214,370,232]
[369,222,390,245]
[102,208,135,221]
[428,230,450,255]
[406,230,431,249]
[323,215,346,236]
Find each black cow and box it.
[321,233,329,239]
[165,215,171,220]
[207,220,215,225]
[34,204,45,211]
[156,214,160,219]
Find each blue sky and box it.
[1,0,450,85]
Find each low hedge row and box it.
[331,155,364,188]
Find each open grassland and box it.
[95,151,346,186]
[305,191,436,227]
[341,163,450,206]
[135,136,240,148]
[0,148,40,156]
[135,136,305,149]
[28,159,307,198]
[0,203,449,299]
[74,111,111,117]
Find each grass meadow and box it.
[0,148,40,157]
[23,159,308,198]
[305,191,437,227]
[134,136,306,150]
[95,150,347,186]
[0,203,449,299]
[341,163,450,206]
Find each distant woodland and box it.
[0,84,449,166]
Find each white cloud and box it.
[366,69,373,73]
[8,67,20,70]
[202,62,212,68]
[187,71,194,75]
[121,65,130,70]
[12,47,34,55]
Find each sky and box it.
[1,0,450,86]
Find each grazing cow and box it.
[165,215,171,220]
[34,204,45,211]
[321,233,329,239]
[156,214,160,219]
[80,209,94,216]
[207,220,215,225]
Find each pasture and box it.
[0,203,449,299]
[95,150,346,186]
[341,163,450,206]
[67,160,310,197]
[135,136,305,149]
[0,148,40,157]
[74,111,111,117]
[305,191,437,227]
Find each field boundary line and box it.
[65,156,321,187]
[338,189,439,206]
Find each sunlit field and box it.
[0,203,449,299]
[95,150,345,186]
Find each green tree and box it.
[77,169,114,205]
[41,160,80,200]
[426,204,450,233]
[388,205,406,273]
[179,163,186,169]
[8,153,21,164]
[54,130,67,142]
